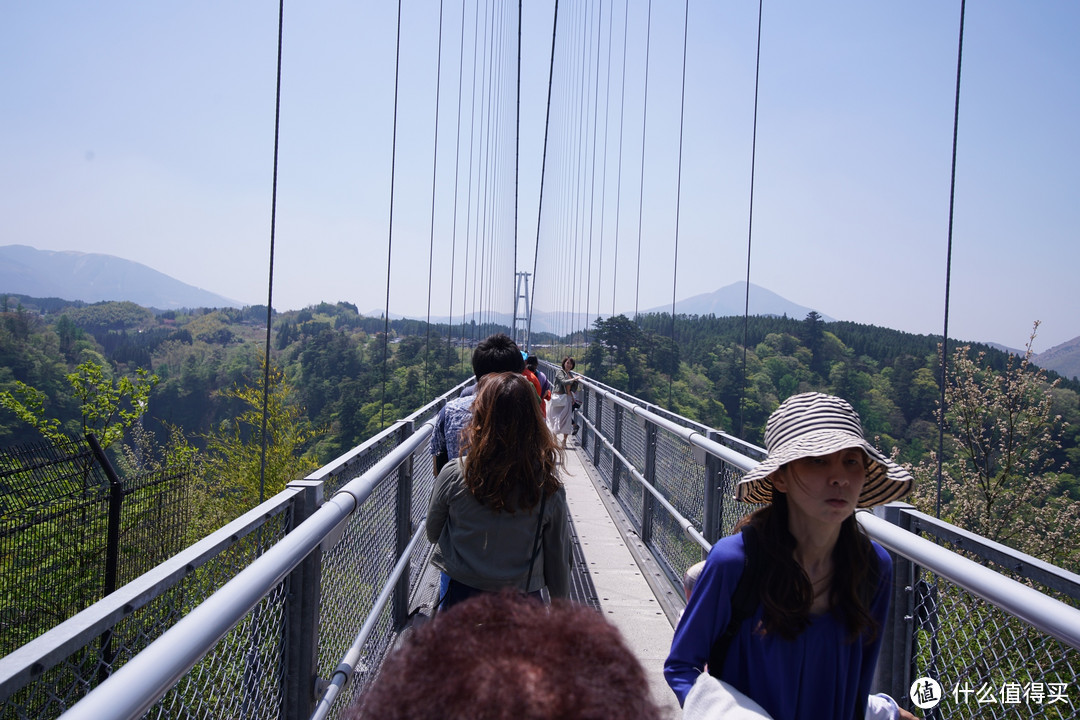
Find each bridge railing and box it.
[571,374,1080,718]
[0,380,467,720]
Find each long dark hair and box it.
[461,372,562,512]
[738,494,880,643]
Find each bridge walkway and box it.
[560,439,683,718]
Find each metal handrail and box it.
[859,510,1080,649]
[578,411,711,551]
[576,375,762,472]
[58,421,435,720]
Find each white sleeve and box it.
[865,693,899,720]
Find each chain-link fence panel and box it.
[0,438,192,660]
[116,466,191,587]
[149,580,289,719]
[316,474,401,720]
[0,505,292,720]
[614,414,647,528]
[648,429,707,582]
[908,531,1079,719]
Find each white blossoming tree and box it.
[910,323,1078,568]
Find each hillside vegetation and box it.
[2,296,1077,566]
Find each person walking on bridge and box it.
[426,372,571,609]
[547,356,579,448]
[665,392,917,720]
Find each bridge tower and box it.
[512,271,531,351]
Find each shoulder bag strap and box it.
[523,490,548,592]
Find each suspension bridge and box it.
[2,1,1079,718]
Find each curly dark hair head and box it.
[461,372,561,513]
[347,593,663,720]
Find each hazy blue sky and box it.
[2,1,1077,351]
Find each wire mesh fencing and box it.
[0,500,292,720]
[0,437,191,659]
[903,513,1080,719]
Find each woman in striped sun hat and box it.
[666,393,916,720]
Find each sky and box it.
[2,1,1077,352]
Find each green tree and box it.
[187,363,320,542]
[0,356,158,449]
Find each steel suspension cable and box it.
[667,0,691,407]
[447,0,468,372]
[528,0,560,352]
[595,0,615,329]
[584,0,604,348]
[937,0,967,519]
[380,0,405,432]
[738,0,764,437]
[459,0,481,361]
[257,0,286,508]
[611,0,629,317]
[632,0,653,320]
[424,0,448,403]
[513,0,522,343]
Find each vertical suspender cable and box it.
[584,0,604,349]
[595,0,615,327]
[668,0,691,407]
[460,0,481,364]
[632,0,653,320]
[937,0,966,519]
[739,0,764,437]
[380,0,405,431]
[513,0,522,344]
[611,0,629,317]
[257,0,286,507]
[425,0,447,403]
[529,0,561,352]
[446,0,467,370]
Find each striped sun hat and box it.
[736,392,912,507]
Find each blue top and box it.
[664,532,891,720]
[429,394,476,461]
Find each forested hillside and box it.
[2,296,1078,566]
[0,296,483,460]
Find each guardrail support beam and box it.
[394,420,416,629]
[283,479,325,720]
[641,421,658,545]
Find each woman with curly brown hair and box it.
[426,372,571,610]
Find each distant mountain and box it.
[1034,337,1080,382]
[642,282,834,322]
[0,244,243,310]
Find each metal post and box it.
[641,421,658,545]
[282,479,325,720]
[394,420,415,628]
[611,404,624,497]
[592,392,604,468]
[872,504,917,709]
[703,430,724,549]
[86,433,123,684]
